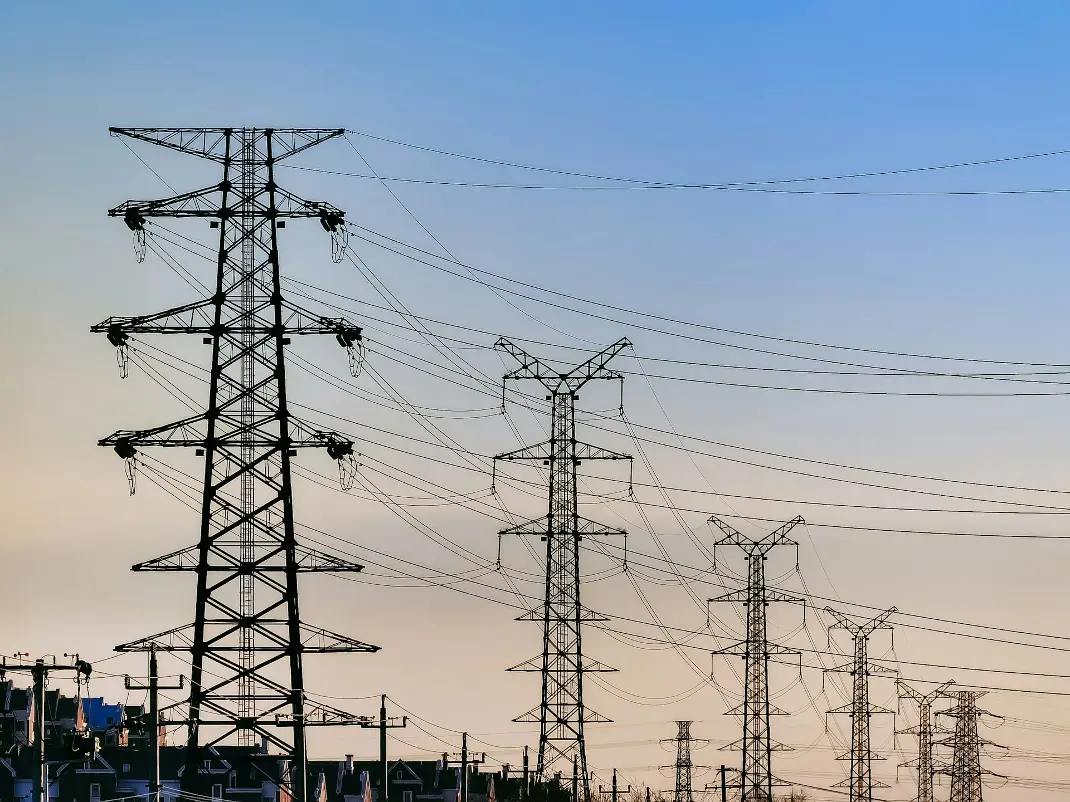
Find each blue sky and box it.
[5,3,1070,799]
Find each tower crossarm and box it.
[709,587,800,605]
[109,185,343,226]
[713,640,801,658]
[109,127,344,163]
[499,515,625,538]
[709,514,802,557]
[99,419,353,452]
[92,304,359,338]
[496,337,631,394]
[825,606,897,638]
[899,680,955,707]
[132,542,365,573]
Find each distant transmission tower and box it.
[707,516,804,802]
[494,338,633,801]
[662,721,700,802]
[96,127,378,802]
[937,691,1005,802]
[825,608,897,802]
[897,680,954,802]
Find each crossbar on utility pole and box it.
[1,656,92,802]
[125,644,184,802]
[445,733,486,802]
[354,695,406,802]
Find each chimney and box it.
[346,755,354,774]
[261,735,270,754]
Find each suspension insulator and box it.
[326,439,355,461]
[123,208,146,232]
[113,440,137,460]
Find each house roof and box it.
[83,698,124,731]
[308,758,458,799]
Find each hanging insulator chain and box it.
[319,210,348,263]
[325,436,358,490]
[116,344,130,379]
[125,457,138,496]
[335,326,364,377]
[338,454,360,491]
[113,439,138,496]
[348,340,366,378]
[124,207,148,263]
[106,325,130,379]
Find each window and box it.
[90,784,102,802]
[212,784,224,800]
[396,772,403,780]
[403,792,413,802]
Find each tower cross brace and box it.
[825,607,897,802]
[707,516,803,802]
[494,337,632,801]
[95,127,378,802]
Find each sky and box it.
[4,2,1070,800]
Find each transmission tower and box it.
[936,691,1005,802]
[660,721,703,802]
[707,516,803,802]
[825,608,897,802]
[897,680,953,802]
[494,337,633,801]
[95,127,379,802]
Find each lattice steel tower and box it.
[707,516,803,802]
[825,608,897,802]
[95,128,378,802]
[897,680,953,802]
[667,721,696,802]
[937,691,1003,802]
[494,338,632,801]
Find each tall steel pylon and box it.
[95,127,379,802]
[825,608,897,802]
[897,680,954,802]
[937,691,1004,802]
[707,516,803,802]
[664,721,696,802]
[493,337,633,801]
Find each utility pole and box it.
[936,692,1005,802]
[494,338,632,802]
[445,733,486,802]
[1,656,92,802]
[707,516,803,802]
[125,644,185,802]
[825,607,897,802]
[599,769,631,802]
[97,127,380,802]
[897,681,953,802]
[523,746,530,800]
[354,695,406,802]
[703,766,736,802]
